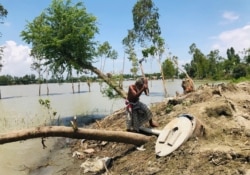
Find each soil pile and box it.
[35,81,250,174]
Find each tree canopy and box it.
[21,0,98,73]
[21,0,126,98]
[123,0,164,74]
[162,58,176,79]
[123,0,167,96]
[176,44,250,80]
[0,4,8,25]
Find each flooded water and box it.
[0,79,184,174]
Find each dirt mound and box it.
[67,82,250,174]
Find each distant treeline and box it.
[0,73,162,86]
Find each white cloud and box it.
[222,11,239,22]
[1,40,34,76]
[219,11,239,25]
[211,25,250,56]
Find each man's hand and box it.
[143,83,148,90]
[143,78,148,87]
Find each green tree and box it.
[0,4,8,71]
[232,63,247,79]
[162,58,175,79]
[243,48,250,65]
[183,63,195,78]
[96,41,119,96]
[123,0,167,96]
[20,74,36,84]
[0,75,13,85]
[122,30,138,77]
[171,56,180,78]
[223,47,241,78]
[227,47,240,64]
[242,48,250,76]
[207,50,224,80]
[189,43,209,79]
[21,0,126,98]
[31,55,44,95]
[97,41,118,73]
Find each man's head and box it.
[135,77,144,88]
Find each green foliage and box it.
[243,48,250,64]
[162,58,176,79]
[183,43,250,80]
[0,75,13,85]
[206,50,223,79]
[165,104,173,114]
[188,43,209,79]
[132,0,161,44]
[101,85,120,99]
[232,64,247,79]
[0,4,8,22]
[97,41,118,72]
[21,0,98,74]
[0,74,37,85]
[231,76,250,83]
[39,98,51,109]
[20,0,127,99]
[227,47,240,64]
[179,72,186,79]
[123,0,164,75]
[39,98,58,125]
[97,42,116,59]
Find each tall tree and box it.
[232,63,247,79]
[189,43,209,79]
[227,47,240,64]
[207,50,224,79]
[123,0,167,96]
[223,47,241,77]
[21,0,126,98]
[0,4,8,71]
[97,41,118,73]
[96,41,118,94]
[122,30,138,77]
[30,55,44,96]
[243,48,250,65]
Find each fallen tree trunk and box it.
[0,126,151,146]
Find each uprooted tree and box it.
[20,0,127,98]
[0,100,151,146]
[0,126,151,146]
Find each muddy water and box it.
[0,80,183,174]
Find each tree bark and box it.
[0,126,151,146]
[87,64,127,99]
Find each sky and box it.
[0,0,250,77]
